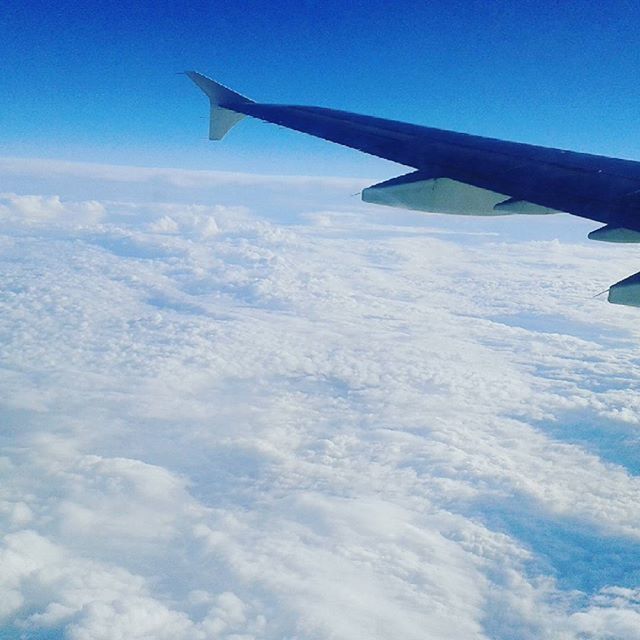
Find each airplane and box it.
[186,70,640,308]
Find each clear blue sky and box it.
[4,0,640,176]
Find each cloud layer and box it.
[1,159,640,639]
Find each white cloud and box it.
[0,192,106,225]
[1,158,640,638]
[0,156,369,190]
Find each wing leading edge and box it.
[186,70,640,308]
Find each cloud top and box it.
[1,159,640,638]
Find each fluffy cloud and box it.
[1,158,639,638]
[0,192,106,225]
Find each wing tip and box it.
[185,70,254,140]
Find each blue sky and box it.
[4,0,640,175]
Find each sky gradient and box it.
[4,0,640,173]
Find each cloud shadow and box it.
[469,494,640,594]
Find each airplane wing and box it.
[186,70,640,308]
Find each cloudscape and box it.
[1,157,640,639]
[4,1,640,637]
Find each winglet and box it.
[185,71,254,140]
